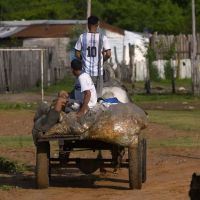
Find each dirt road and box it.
[0,110,199,200]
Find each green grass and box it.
[0,185,15,191]
[0,102,37,110]
[151,79,192,88]
[0,136,34,148]
[148,110,200,133]
[149,136,200,148]
[0,75,74,111]
[133,93,200,103]
[147,110,200,148]
[133,79,192,89]
[129,79,200,103]
[44,75,75,94]
[28,75,74,94]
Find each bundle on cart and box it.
[45,102,148,147]
[33,100,148,190]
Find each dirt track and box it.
[0,109,199,200]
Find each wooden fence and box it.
[150,33,200,60]
[0,47,66,93]
[111,33,200,82]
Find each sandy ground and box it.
[0,93,199,200]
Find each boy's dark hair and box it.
[88,15,99,25]
[71,59,82,71]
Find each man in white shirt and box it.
[75,15,111,97]
[32,59,97,144]
[71,59,97,117]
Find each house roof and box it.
[0,26,26,38]
[0,20,124,39]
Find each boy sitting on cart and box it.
[32,59,98,144]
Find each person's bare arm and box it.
[103,49,111,62]
[75,50,81,60]
[77,90,91,117]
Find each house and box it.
[0,20,148,80]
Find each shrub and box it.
[164,60,173,80]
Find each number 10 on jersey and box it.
[87,46,97,57]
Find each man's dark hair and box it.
[88,15,99,25]
[71,59,82,71]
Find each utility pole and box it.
[87,0,91,18]
[191,0,200,96]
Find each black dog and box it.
[189,173,200,200]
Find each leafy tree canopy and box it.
[0,0,198,34]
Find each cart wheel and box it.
[142,138,147,183]
[128,138,142,190]
[36,142,50,189]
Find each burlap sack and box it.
[83,103,148,146]
[46,103,148,146]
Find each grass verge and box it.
[149,136,200,148]
[0,102,37,110]
[146,109,200,148]
[0,185,15,191]
[148,110,200,132]
[133,93,200,103]
[0,136,34,148]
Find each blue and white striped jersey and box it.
[75,32,110,76]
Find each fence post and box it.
[41,49,44,102]
[114,46,121,81]
[145,57,151,94]
[129,43,135,84]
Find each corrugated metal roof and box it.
[1,20,87,26]
[0,26,26,38]
[0,20,124,39]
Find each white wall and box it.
[105,30,148,63]
[22,35,192,80]
[105,29,192,80]
[105,30,124,69]
[153,59,191,79]
[105,30,148,81]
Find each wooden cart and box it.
[35,134,147,190]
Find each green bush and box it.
[164,60,173,80]
[0,157,27,174]
[146,47,160,81]
[0,185,14,191]
[150,63,160,81]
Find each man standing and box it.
[75,15,111,97]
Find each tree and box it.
[2,0,200,35]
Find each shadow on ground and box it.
[0,167,130,190]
